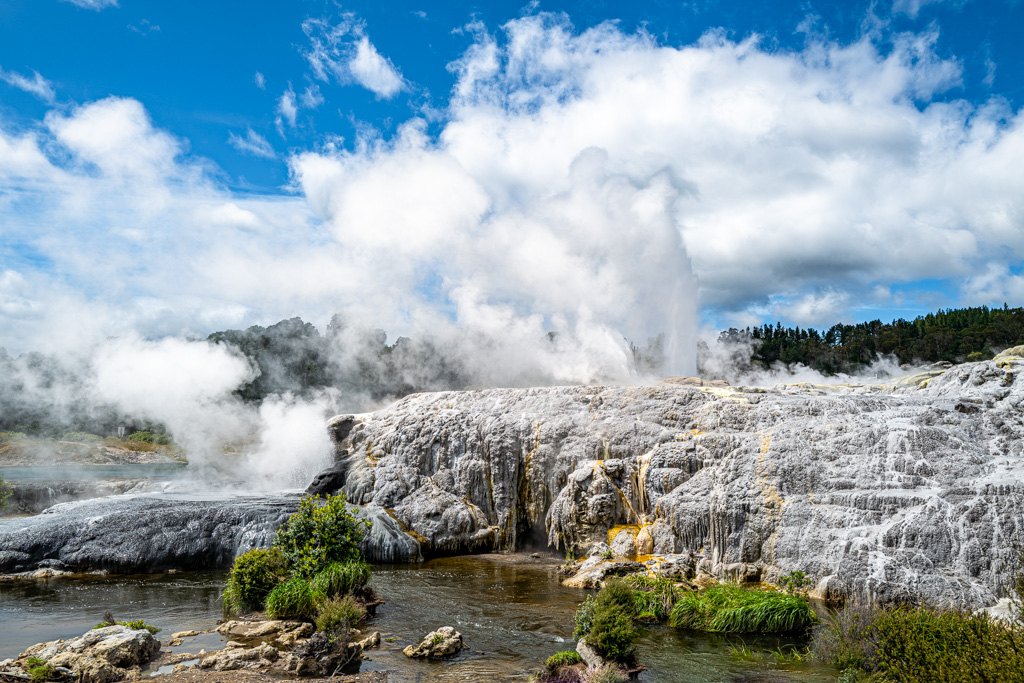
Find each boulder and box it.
[18,625,160,683]
[402,627,463,658]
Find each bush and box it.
[312,560,371,598]
[265,577,324,620]
[587,605,637,663]
[812,603,1024,683]
[315,595,364,633]
[0,477,11,511]
[222,547,291,617]
[0,431,27,442]
[812,603,879,670]
[126,431,155,443]
[573,594,597,639]
[274,493,369,578]
[545,650,582,672]
[670,584,817,634]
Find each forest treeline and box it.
[713,304,1024,375]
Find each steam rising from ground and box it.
[3,11,1023,486]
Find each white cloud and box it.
[348,36,405,98]
[276,86,298,130]
[0,67,55,102]
[254,72,266,90]
[301,84,324,109]
[302,16,407,99]
[228,128,276,159]
[60,0,118,9]
[2,13,1024,387]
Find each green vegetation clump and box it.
[314,595,364,633]
[91,619,161,635]
[622,574,681,620]
[813,603,1024,683]
[669,584,817,634]
[265,576,325,620]
[222,547,291,617]
[0,431,27,442]
[572,579,638,663]
[0,477,11,511]
[27,662,55,683]
[273,493,369,578]
[125,430,172,445]
[312,560,371,598]
[545,650,582,672]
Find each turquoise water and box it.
[0,556,837,682]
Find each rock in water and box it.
[403,627,464,658]
[329,357,1023,609]
[18,625,160,683]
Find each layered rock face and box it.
[332,352,1024,608]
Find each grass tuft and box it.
[265,576,324,621]
[670,584,817,634]
[311,560,370,598]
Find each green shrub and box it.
[0,431,27,442]
[273,493,369,578]
[573,594,597,639]
[873,606,1024,682]
[587,605,637,663]
[812,603,1024,683]
[780,570,811,594]
[812,603,879,670]
[312,560,371,598]
[315,595,364,633]
[670,584,817,633]
[545,650,582,672]
[126,431,155,443]
[222,547,290,617]
[265,577,324,620]
[596,578,636,614]
[0,477,11,511]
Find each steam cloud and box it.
[2,12,1023,484]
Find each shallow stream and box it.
[0,554,836,682]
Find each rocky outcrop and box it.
[328,357,1023,608]
[9,625,160,683]
[402,627,464,658]
[0,494,419,573]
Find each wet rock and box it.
[610,529,637,557]
[575,637,603,668]
[199,642,279,671]
[0,494,420,574]
[563,558,646,588]
[216,619,313,642]
[402,626,463,658]
[19,625,160,683]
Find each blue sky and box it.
[1,0,1023,365]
